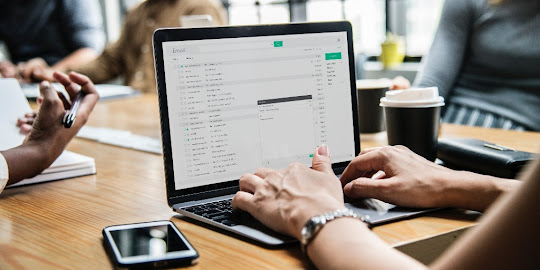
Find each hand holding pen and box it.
[19,71,99,174]
[52,72,99,130]
[62,91,85,128]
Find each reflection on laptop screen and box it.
[162,32,355,190]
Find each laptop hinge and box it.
[169,186,238,205]
[173,194,235,209]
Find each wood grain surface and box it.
[1,94,538,269]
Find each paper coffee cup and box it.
[357,79,392,133]
[380,87,444,161]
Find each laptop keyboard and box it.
[182,199,262,227]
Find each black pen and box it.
[62,91,85,128]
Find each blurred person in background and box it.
[74,0,228,93]
[0,0,105,83]
[413,0,540,131]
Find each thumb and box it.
[312,145,334,175]
[39,80,57,102]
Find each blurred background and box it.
[98,0,444,82]
[0,0,443,82]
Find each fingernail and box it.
[371,170,385,179]
[41,80,50,88]
[318,144,329,157]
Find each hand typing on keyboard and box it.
[231,145,344,240]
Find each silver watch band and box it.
[300,208,366,253]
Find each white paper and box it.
[0,79,32,150]
[7,151,96,187]
[77,126,162,154]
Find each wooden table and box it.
[1,94,538,269]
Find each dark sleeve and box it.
[59,0,106,53]
[413,0,474,99]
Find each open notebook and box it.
[0,78,96,187]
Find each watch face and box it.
[304,219,316,234]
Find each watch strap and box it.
[300,208,365,253]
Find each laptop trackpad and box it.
[345,198,437,225]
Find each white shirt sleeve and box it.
[0,152,9,194]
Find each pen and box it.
[62,91,85,128]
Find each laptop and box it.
[153,21,437,246]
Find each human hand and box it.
[17,94,46,135]
[26,71,99,163]
[340,146,455,208]
[0,60,18,78]
[232,145,345,239]
[390,75,411,90]
[17,57,55,83]
[17,112,38,135]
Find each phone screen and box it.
[110,224,189,258]
[103,221,198,267]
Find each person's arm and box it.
[232,144,535,269]
[72,4,135,84]
[50,48,100,74]
[413,0,473,99]
[72,41,126,84]
[431,158,540,269]
[19,48,100,82]
[57,0,105,71]
[232,146,426,269]
[0,60,18,78]
[307,216,426,269]
[340,146,519,212]
[0,71,99,185]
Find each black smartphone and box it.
[102,220,199,269]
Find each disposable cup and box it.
[380,87,444,161]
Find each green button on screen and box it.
[325,52,342,60]
[309,154,314,158]
[274,41,283,47]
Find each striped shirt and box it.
[443,103,526,131]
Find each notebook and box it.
[153,22,436,246]
[0,79,96,187]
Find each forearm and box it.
[439,170,519,212]
[72,45,123,84]
[52,48,99,73]
[432,159,540,269]
[1,142,58,185]
[412,0,471,99]
[307,218,426,270]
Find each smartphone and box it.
[102,220,199,269]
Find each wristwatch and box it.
[300,208,367,253]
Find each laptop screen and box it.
[156,23,358,192]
